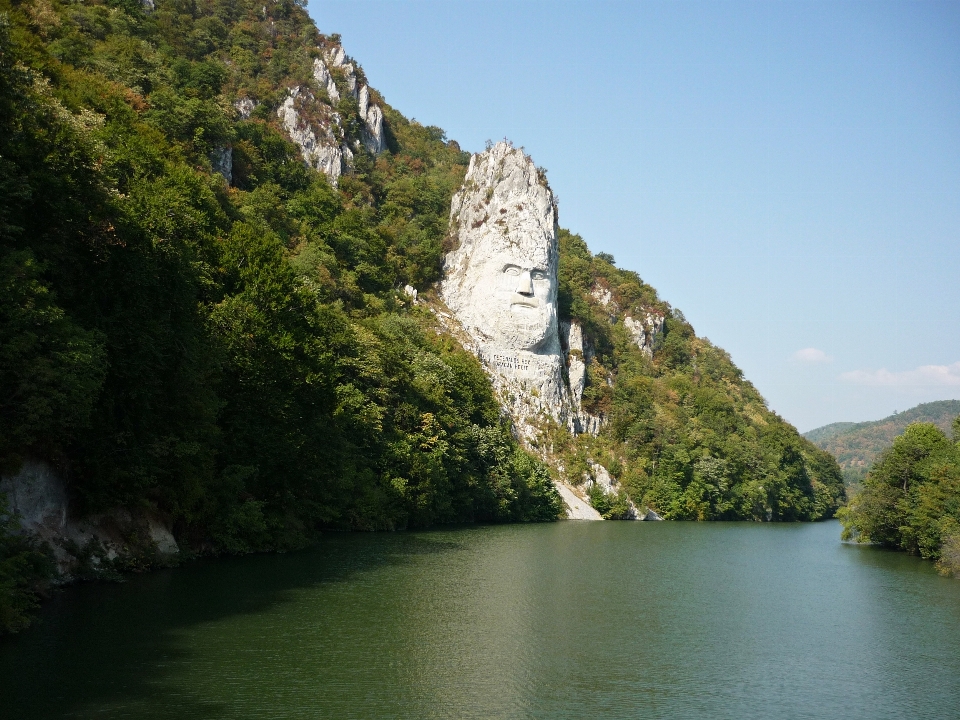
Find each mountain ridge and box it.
[804,400,960,484]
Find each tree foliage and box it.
[553,230,845,521]
[839,420,960,573]
[0,0,560,578]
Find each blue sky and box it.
[307,0,960,432]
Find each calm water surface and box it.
[2,520,960,719]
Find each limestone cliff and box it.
[0,462,179,579]
[440,143,570,438]
[240,40,386,187]
[439,142,659,520]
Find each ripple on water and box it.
[2,521,960,719]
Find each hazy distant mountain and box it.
[804,400,960,484]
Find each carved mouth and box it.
[510,295,539,310]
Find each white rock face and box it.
[358,85,385,154]
[560,320,604,435]
[234,97,255,120]
[583,461,652,520]
[210,145,232,184]
[324,46,358,98]
[554,480,603,520]
[274,45,385,184]
[277,87,345,185]
[313,57,340,104]
[441,142,568,437]
[591,285,612,307]
[0,461,179,576]
[624,313,664,358]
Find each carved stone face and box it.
[459,246,558,352]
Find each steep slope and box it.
[0,0,560,577]
[805,400,960,484]
[0,0,843,630]
[437,142,844,522]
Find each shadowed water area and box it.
[2,521,960,719]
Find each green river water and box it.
[2,520,960,719]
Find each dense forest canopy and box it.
[840,418,960,576]
[549,231,843,521]
[0,0,843,631]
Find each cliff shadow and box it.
[0,531,465,719]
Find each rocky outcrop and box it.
[560,320,603,435]
[324,45,357,97]
[358,85,385,154]
[312,57,340,104]
[582,462,657,520]
[0,461,179,578]
[624,313,664,358]
[277,87,347,185]
[234,97,255,120]
[441,142,568,440]
[210,144,232,183]
[272,43,386,185]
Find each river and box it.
[2,520,959,719]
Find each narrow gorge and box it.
[0,0,843,626]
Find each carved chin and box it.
[481,314,554,351]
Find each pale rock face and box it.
[277,87,345,185]
[0,461,180,576]
[234,97,256,120]
[623,313,665,358]
[591,285,612,307]
[554,480,603,520]
[276,46,383,185]
[442,142,567,436]
[560,320,604,435]
[358,85,386,154]
[583,461,652,520]
[585,462,619,495]
[324,46,358,98]
[313,57,340,104]
[210,145,232,184]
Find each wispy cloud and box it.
[841,362,960,387]
[793,347,833,364]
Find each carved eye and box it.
[503,265,521,276]
[531,270,547,280]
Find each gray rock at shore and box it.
[0,460,179,578]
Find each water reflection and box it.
[2,522,960,719]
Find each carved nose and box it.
[516,270,534,296]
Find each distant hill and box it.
[804,400,960,484]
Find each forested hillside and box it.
[550,233,844,521]
[805,400,960,485]
[840,417,960,576]
[1,0,842,631]
[0,0,562,546]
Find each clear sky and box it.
[307,0,960,432]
